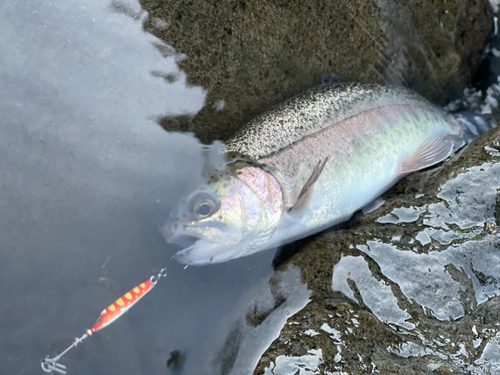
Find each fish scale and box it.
[224,83,436,159]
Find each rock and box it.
[248,125,500,373]
[140,0,492,143]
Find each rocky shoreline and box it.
[140,0,493,143]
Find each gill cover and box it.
[161,145,284,265]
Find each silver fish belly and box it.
[164,82,464,265]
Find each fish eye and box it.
[188,192,219,219]
[197,201,212,217]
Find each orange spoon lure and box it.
[41,268,167,374]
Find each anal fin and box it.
[399,133,464,175]
[288,158,328,214]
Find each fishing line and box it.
[41,255,176,374]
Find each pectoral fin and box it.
[441,133,466,152]
[288,158,328,214]
[398,133,465,175]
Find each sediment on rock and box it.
[140,0,493,143]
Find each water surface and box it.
[0,1,277,374]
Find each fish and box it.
[160,82,468,266]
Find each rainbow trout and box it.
[161,83,466,265]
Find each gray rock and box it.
[140,0,493,144]
[247,125,500,374]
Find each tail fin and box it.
[452,112,497,143]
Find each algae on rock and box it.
[140,0,492,143]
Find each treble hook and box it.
[41,357,67,374]
[41,333,88,374]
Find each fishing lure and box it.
[41,268,168,374]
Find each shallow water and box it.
[0,2,277,374]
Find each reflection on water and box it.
[332,255,414,329]
[363,162,500,320]
[330,160,500,371]
[0,1,276,374]
[264,348,323,375]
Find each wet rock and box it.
[140,0,493,143]
[252,125,500,373]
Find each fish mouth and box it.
[167,234,199,248]
[159,222,214,249]
[160,220,228,246]
[173,243,199,264]
[160,221,234,265]
[173,240,232,266]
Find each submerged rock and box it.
[140,0,493,143]
[248,125,500,374]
